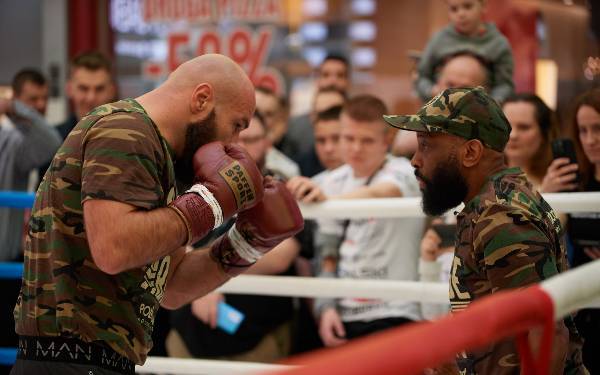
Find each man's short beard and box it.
[175,109,218,185]
[417,154,468,216]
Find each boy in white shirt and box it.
[287,95,424,346]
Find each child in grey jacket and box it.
[415,0,514,103]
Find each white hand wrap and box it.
[186,184,223,229]
[227,225,264,263]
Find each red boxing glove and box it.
[169,142,263,245]
[210,177,304,276]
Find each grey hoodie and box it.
[0,100,61,260]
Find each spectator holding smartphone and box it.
[568,88,600,264]
[566,88,600,373]
[502,93,578,192]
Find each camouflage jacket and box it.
[451,167,586,374]
[14,99,177,364]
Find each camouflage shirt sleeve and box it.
[473,203,560,292]
[81,113,166,210]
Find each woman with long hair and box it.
[568,88,600,265]
[570,89,600,193]
[502,93,578,192]
[565,88,600,373]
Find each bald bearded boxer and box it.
[12,54,303,375]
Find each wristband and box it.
[186,184,223,229]
[227,225,263,263]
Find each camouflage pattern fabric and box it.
[451,167,586,374]
[13,99,177,365]
[383,86,511,152]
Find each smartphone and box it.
[217,301,245,335]
[551,138,578,165]
[551,138,579,189]
[432,223,456,248]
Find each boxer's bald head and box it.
[167,54,255,114]
[138,54,256,183]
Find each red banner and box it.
[142,0,282,23]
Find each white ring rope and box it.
[135,357,294,374]
[299,192,600,219]
[217,275,449,303]
[541,259,600,320]
[217,274,600,308]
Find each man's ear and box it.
[190,83,214,117]
[461,139,484,168]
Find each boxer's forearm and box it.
[160,249,230,309]
[84,199,187,274]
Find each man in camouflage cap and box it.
[11,54,303,375]
[384,87,587,374]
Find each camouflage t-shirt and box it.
[14,99,177,365]
[451,167,586,375]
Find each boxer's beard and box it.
[175,109,218,185]
[416,154,468,216]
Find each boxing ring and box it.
[1,191,600,374]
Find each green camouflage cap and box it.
[383,87,511,152]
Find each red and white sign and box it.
[143,26,284,94]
